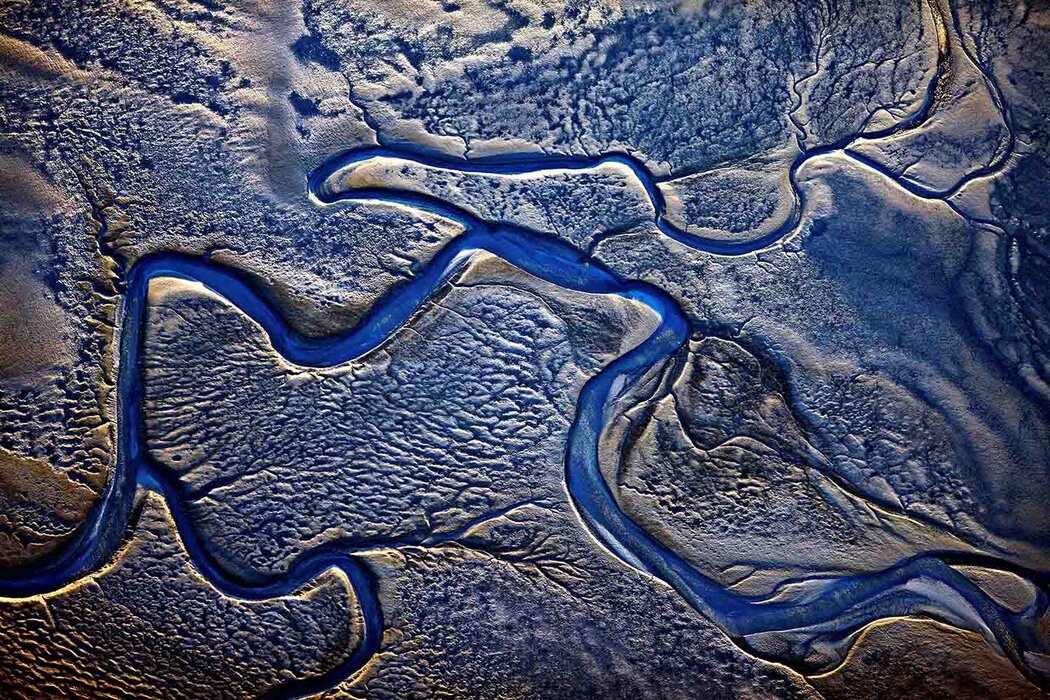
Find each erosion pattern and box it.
[1,0,1049,698]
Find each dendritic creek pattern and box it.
[0,0,1048,698]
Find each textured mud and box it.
[1,0,1049,697]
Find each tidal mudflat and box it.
[0,0,1048,697]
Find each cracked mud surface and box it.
[1,0,1049,697]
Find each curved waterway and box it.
[312,147,1049,688]
[309,143,809,255]
[1,143,1047,696]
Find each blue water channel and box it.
[0,142,1046,696]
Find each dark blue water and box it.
[1,140,1046,696]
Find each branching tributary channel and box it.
[1,141,1047,697]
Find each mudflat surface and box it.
[0,0,1048,697]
